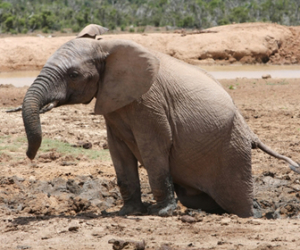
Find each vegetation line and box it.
[0,0,299,34]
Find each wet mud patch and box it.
[0,175,122,216]
[254,171,300,219]
[1,171,300,220]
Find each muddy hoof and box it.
[148,201,177,217]
[119,203,147,216]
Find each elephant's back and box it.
[153,51,234,108]
[153,51,236,135]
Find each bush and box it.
[42,27,49,33]
[9,29,17,35]
[137,27,145,33]
[71,24,81,33]
[21,28,28,34]
[120,24,126,31]
[108,23,116,30]
[5,16,15,30]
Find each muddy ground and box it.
[1,77,300,249]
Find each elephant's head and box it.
[22,24,160,160]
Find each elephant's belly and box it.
[170,156,216,194]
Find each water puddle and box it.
[201,65,300,79]
[0,65,299,87]
[0,71,39,87]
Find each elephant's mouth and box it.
[39,100,59,114]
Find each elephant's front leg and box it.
[107,127,146,216]
[133,127,177,216]
[147,168,177,216]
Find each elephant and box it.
[21,24,299,218]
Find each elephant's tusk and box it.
[39,101,59,114]
[6,101,59,114]
[289,164,300,174]
[6,105,22,113]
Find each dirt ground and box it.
[0,22,300,72]
[1,23,300,250]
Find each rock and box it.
[68,220,80,232]
[262,74,271,79]
[60,161,77,166]
[108,238,146,250]
[73,141,92,149]
[17,246,31,249]
[262,171,275,177]
[68,226,79,232]
[220,217,231,226]
[82,142,92,149]
[39,152,60,162]
[217,240,226,245]
[180,215,197,223]
[28,176,36,183]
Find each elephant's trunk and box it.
[22,74,62,160]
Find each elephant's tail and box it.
[252,139,300,174]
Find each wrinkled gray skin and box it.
[22,25,300,218]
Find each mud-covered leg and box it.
[133,131,177,216]
[147,173,177,216]
[107,127,146,215]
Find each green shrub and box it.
[9,29,17,34]
[42,26,49,33]
[22,28,28,34]
[120,24,126,31]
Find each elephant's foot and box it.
[148,199,177,217]
[119,201,147,216]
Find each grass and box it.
[0,135,25,152]
[266,81,289,86]
[0,135,111,162]
[40,138,111,161]
[0,135,26,164]
[0,135,11,143]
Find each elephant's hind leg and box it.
[212,138,254,218]
[174,184,226,214]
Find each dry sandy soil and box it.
[0,22,300,71]
[1,23,300,249]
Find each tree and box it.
[0,0,300,34]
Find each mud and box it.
[1,77,300,249]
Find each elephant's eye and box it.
[69,71,79,79]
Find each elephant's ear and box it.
[77,24,109,39]
[95,40,160,115]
